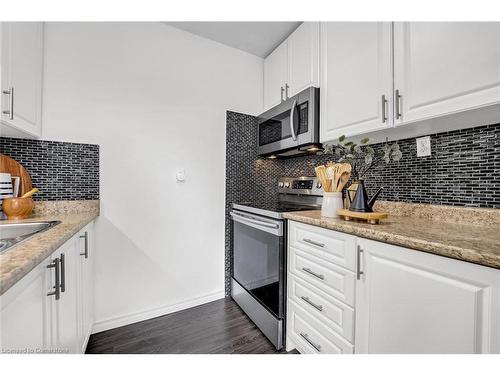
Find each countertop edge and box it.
[284,213,500,271]
[0,212,99,296]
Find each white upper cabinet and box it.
[320,22,393,143]
[263,41,287,111]
[355,238,500,354]
[263,22,319,112]
[287,22,319,98]
[393,22,500,125]
[0,22,44,138]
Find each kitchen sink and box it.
[0,221,61,254]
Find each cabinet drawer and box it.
[288,275,354,342]
[289,221,356,271]
[288,300,354,354]
[290,247,355,307]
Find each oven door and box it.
[257,87,319,156]
[230,210,285,318]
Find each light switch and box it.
[175,168,186,182]
[416,136,431,157]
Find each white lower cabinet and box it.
[286,221,357,354]
[50,239,80,353]
[288,300,354,354]
[355,238,500,354]
[0,222,95,353]
[78,224,94,353]
[0,257,52,353]
[286,220,500,354]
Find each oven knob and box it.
[284,182,290,188]
[278,182,284,188]
[317,182,322,189]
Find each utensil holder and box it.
[321,192,343,218]
[2,197,34,220]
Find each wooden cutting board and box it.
[0,154,33,197]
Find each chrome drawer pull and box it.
[301,296,323,311]
[303,238,325,248]
[300,333,321,352]
[395,89,402,119]
[2,87,14,120]
[46,258,60,301]
[80,231,89,258]
[301,267,325,280]
[357,245,364,280]
[60,253,66,293]
[381,94,388,123]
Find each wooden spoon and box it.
[336,164,352,192]
[21,188,39,199]
[315,165,331,192]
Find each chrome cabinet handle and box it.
[60,253,66,293]
[357,245,364,280]
[280,86,285,102]
[80,231,88,258]
[300,333,321,352]
[302,267,325,280]
[301,296,323,311]
[47,258,60,300]
[2,87,14,120]
[285,83,289,99]
[381,94,388,123]
[395,89,402,119]
[290,99,298,141]
[303,238,325,248]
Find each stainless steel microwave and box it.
[257,87,320,158]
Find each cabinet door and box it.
[52,239,80,353]
[263,41,287,111]
[355,238,500,353]
[0,257,53,352]
[0,22,44,137]
[393,22,500,125]
[287,22,319,97]
[320,22,393,143]
[78,224,95,352]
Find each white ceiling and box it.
[165,22,302,58]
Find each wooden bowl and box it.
[2,197,34,220]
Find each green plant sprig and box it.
[322,135,402,182]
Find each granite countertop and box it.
[283,207,500,270]
[0,201,99,295]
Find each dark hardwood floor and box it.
[86,298,292,354]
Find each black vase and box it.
[349,180,373,213]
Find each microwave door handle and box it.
[290,99,298,141]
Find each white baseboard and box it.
[91,290,225,334]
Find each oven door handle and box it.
[230,212,279,228]
[290,99,298,141]
[230,211,282,236]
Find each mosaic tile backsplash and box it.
[0,137,99,201]
[225,112,499,294]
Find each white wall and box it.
[41,22,263,331]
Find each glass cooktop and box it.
[233,201,320,219]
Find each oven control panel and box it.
[278,177,323,196]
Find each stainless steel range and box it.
[230,176,322,350]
